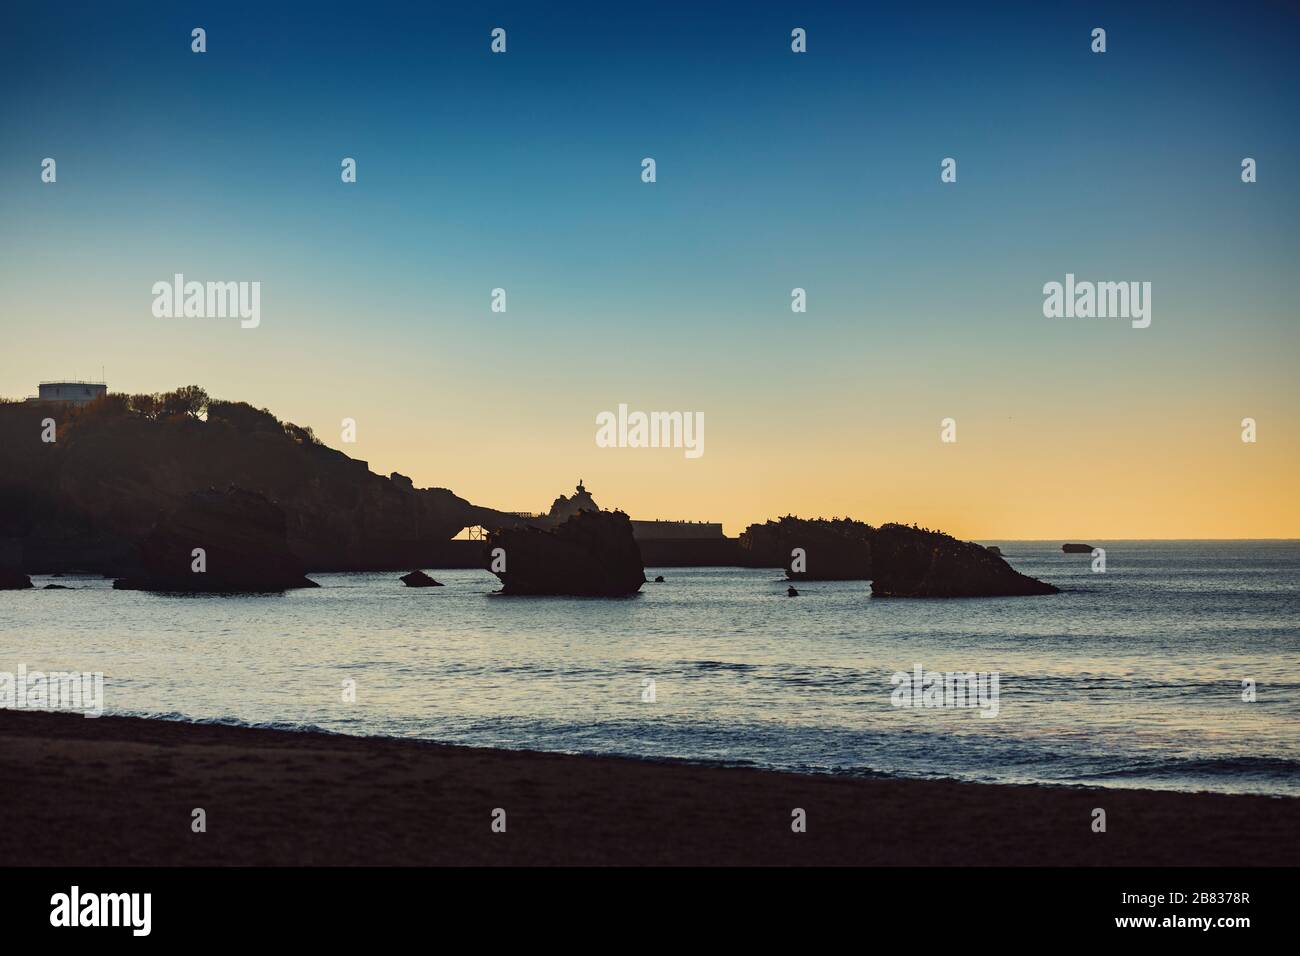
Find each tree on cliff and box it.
[107,386,208,421]
[159,385,209,419]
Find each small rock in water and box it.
[43,584,71,590]
[787,586,799,597]
[654,575,665,583]
[399,570,443,587]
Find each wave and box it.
[116,710,347,737]
[1070,755,1300,781]
[686,660,760,673]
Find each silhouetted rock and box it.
[0,394,526,574]
[543,479,601,526]
[486,509,645,596]
[113,487,318,593]
[1062,543,1094,553]
[742,515,1057,597]
[741,517,872,580]
[787,586,799,597]
[738,519,794,568]
[42,584,70,589]
[654,575,665,583]
[871,524,1058,598]
[986,546,1003,556]
[0,568,33,590]
[399,570,443,587]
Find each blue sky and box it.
[2,1,1297,536]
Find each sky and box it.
[1,1,1297,538]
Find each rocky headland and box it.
[1,389,1057,597]
[0,389,524,575]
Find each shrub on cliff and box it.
[207,400,282,433]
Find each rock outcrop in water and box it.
[739,516,873,580]
[739,516,1058,597]
[486,509,645,596]
[1061,543,1094,553]
[0,390,525,573]
[113,486,318,593]
[870,524,1058,598]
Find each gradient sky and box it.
[2,1,1297,538]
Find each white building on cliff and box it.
[26,380,108,405]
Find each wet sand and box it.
[2,710,1296,866]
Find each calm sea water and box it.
[3,542,1298,795]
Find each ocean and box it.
[3,541,1297,796]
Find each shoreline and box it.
[2,710,1297,866]
[21,706,1300,799]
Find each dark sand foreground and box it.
[2,710,1296,866]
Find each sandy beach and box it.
[2,710,1296,867]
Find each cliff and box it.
[0,391,522,574]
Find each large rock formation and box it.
[739,516,1058,597]
[739,517,873,580]
[113,487,318,593]
[870,524,1058,598]
[0,392,524,573]
[486,509,645,596]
